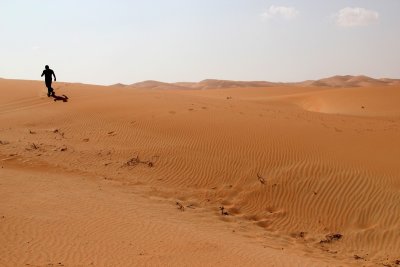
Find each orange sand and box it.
[1,78,400,266]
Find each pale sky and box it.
[0,0,399,85]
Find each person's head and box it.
[45,65,49,70]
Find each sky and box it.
[0,0,399,85]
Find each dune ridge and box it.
[1,78,400,266]
[112,75,400,90]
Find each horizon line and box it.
[1,74,400,87]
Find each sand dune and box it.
[127,79,280,90]
[301,75,388,88]
[1,78,400,266]
[195,79,280,89]
[117,75,400,91]
[282,86,400,117]
[380,78,400,86]
[111,83,128,87]
[129,80,189,90]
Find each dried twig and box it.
[176,202,185,211]
[257,173,266,185]
[124,155,156,168]
[353,255,364,260]
[31,143,39,150]
[53,129,65,138]
[219,206,229,216]
[320,233,343,244]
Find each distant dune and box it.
[1,78,400,267]
[112,75,400,90]
[128,80,190,90]
[127,79,281,90]
[380,78,400,86]
[111,83,127,87]
[300,75,389,88]
[195,79,281,89]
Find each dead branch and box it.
[257,173,266,185]
[219,206,229,216]
[176,202,185,211]
[124,155,155,168]
[319,233,343,244]
[31,143,39,150]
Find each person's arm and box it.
[41,71,45,77]
[53,71,56,81]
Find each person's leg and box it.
[50,82,55,96]
[46,82,51,97]
[46,81,54,97]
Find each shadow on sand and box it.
[52,94,69,102]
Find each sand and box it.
[1,78,400,266]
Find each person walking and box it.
[41,65,56,97]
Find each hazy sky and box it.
[1,0,399,85]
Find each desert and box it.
[1,76,400,266]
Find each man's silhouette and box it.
[41,65,56,97]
